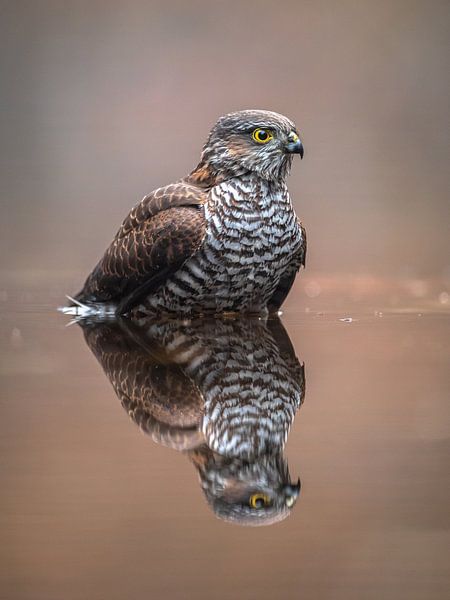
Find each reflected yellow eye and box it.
[252,128,273,144]
[249,493,271,508]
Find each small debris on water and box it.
[339,317,353,323]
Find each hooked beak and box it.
[286,132,304,158]
[284,478,301,507]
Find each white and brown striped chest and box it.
[141,174,303,315]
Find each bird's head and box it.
[197,109,303,183]
[191,449,301,527]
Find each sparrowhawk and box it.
[69,110,306,318]
[80,316,305,526]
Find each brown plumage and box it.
[76,184,207,314]
[80,316,305,526]
[71,109,306,317]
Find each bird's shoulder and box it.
[74,180,209,308]
[81,321,205,449]
[116,179,208,239]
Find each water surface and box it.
[1,291,449,600]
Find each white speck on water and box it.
[339,317,354,323]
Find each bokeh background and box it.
[1,3,450,600]
[1,0,449,309]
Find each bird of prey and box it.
[69,109,306,318]
[80,316,305,526]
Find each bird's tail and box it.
[58,295,117,319]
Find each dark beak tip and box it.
[286,140,304,157]
[285,479,301,496]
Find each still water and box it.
[1,291,449,600]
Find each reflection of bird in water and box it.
[80,317,305,526]
[68,110,306,318]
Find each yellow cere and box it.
[252,128,273,144]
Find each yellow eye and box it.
[252,128,273,144]
[249,493,271,508]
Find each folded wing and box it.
[74,182,207,313]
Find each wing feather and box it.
[74,182,207,309]
[80,320,205,450]
[117,182,206,238]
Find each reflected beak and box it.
[284,478,301,506]
[286,132,304,158]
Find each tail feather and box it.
[58,295,117,319]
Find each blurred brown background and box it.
[1,0,449,296]
[1,4,449,599]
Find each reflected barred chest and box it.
[137,175,303,315]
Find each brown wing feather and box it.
[117,182,207,238]
[267,221,306,313]
[74,182,207,307]
[81,320,205,450]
